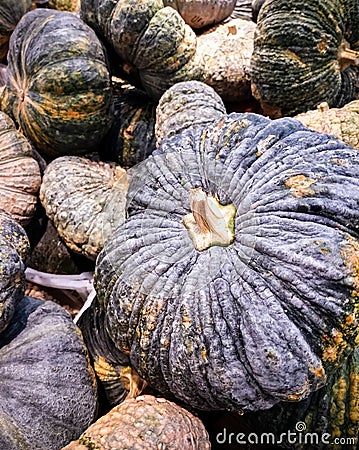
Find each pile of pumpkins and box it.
[0,0,358,449]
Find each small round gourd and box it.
[62,395,211,450]
[0,111,41,226]
[0,208,30,333]
[40,156,128,260]
[0,296,98,450]
[95,112,359,412]
[163,0,237,29]
[4,9,113,157]
[0,0,32,62]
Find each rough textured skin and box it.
[95,113,359,412]
[0,0,32,62]
[0,208,30,333]
[5,9,113,157]
[255,346,359,449]
[0,111,41,226]
[155,80,226,146]
[62,395,211,450]
[163,0,237,29]
[295,100,359,151]
[102,77,157,168]
[0,296,98,450]
[250,0,359,117]
[48,0,80,11]
[40,156,128,260]
[196,18,255,102]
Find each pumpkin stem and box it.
[338,41,359,71]
[183,187,236,251]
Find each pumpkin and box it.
[226,0,255,22]
[0,111,41,226]
[94,112,359,412]
[250,0,359,117]
[4,8,113,157]
[48,0,80,11]
[0,295,98,450]
[0,0,32,62]
[0,208,30,333]
[62,395,211,450]
[155,80,226,146]
[40,155,128,260]
[295,100,359,151]
[163,0,237,29]
[80,0,254,102]
[101,77,157,168]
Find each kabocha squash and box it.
[62,395,211,450]
[250,0,359,117]
[0,0,32,62]
[95,112,359,412]
[0,209,30,333]
[40,155,128,260]
[155,80,226,146]
[0,295,98,450]
[163,0,237,29]
[295,100,359,150]
[4,9,113,157]
[0,111,41,226]
[226,0,254,21]
[48,0,80,11]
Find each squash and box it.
[40,155,128,260]
[250,0,359,117]
[295,100,359,151]
[94,112,359,412]
[4,8,113,157]
[0,111,41,226]
[62,394,211,450]
[0,295,98,450]
[155,80,226,146]
[48,0,80,11]
[226,0,255,22]
[0,208,30,333]
[0,0,32,62]
[163,0,237,29]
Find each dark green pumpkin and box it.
[250,0,359,117]
[0,208,30,333]
[0,296,98,450]
[94,112,359,412]
[4,9,113,157]
[0,0,32,62]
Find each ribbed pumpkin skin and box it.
[95,113,359,412]
[0,111,41,226]
[0,0,32,62]
[250,0,359,117]
[63,395,211,450]
[0,209,30,333]
[0,296,98,450]
[163,0,237,29]
[5,9,113,157]
[40,156,128,260]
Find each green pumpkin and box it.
[4,9,113,157]
[250,0,359,117]
[0,296,98,450]
[0,0,32,62]
[94,112,359,412]
[0,208,30,333]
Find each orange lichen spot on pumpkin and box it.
[322,346,338,362]
[309,365,326,380]
[283,49,306,67]
[285,174,316,198]
[228,25,237,35]
[317,35,329,54]
[286,379,310,401]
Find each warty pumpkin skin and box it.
[95,113,359,412]
[0,208,30,333]
[4,9,113,157]
[62,395,211,450]
[0,0,32,62]
[40,155,128,260]
[250,0,359,117]
[0,296,98,450]
[0,111,41,226]
[163,0,237,29]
